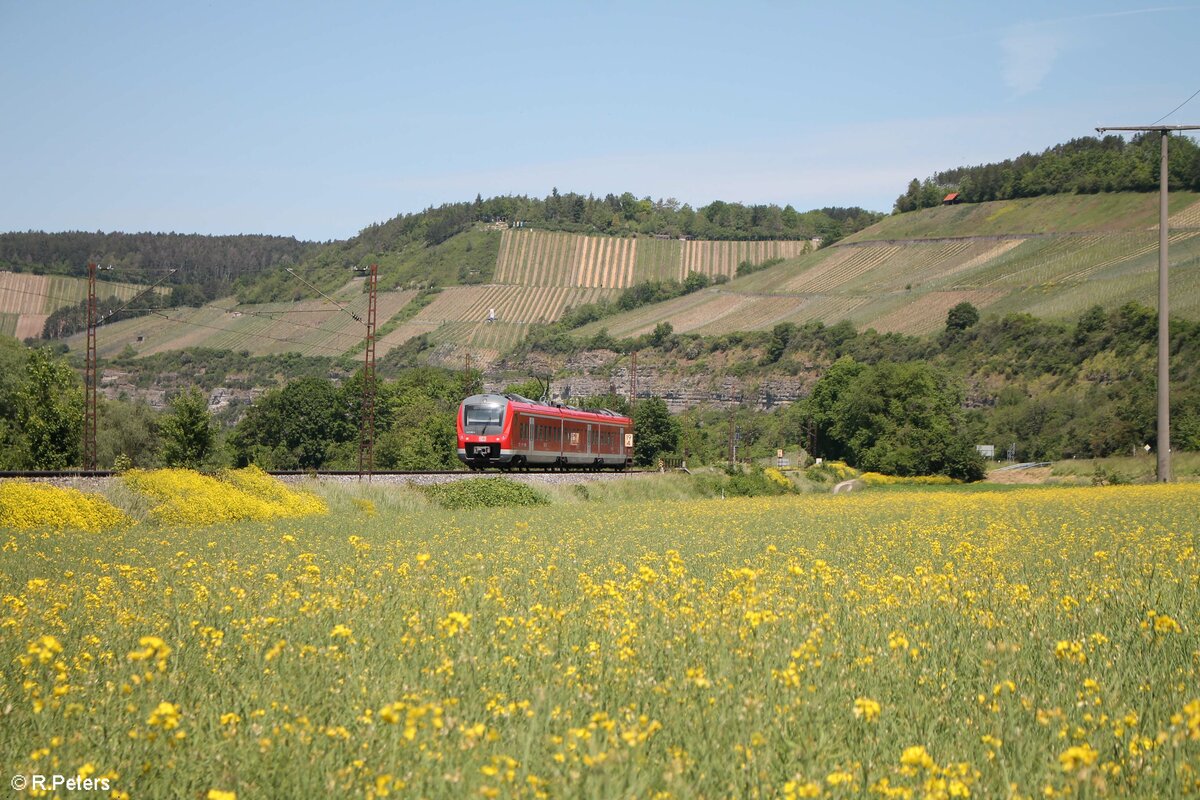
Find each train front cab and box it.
[457,394,512,468]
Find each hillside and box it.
[43,191,1200,366]
[229,191,872,304]
[0,231,317,305]
[65,231,809,366]
[0,272,167,340]
[573,192,1200,338]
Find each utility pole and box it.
[358,263,378,479]
[79,263,173,472]
[83,263,98,471]
[289,264,377,478]
[1095,124,1200,482]
[629,350,638,407]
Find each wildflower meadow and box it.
[1,478,1198,798]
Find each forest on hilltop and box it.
[310,192,879,273]
[0,231,318,306]
[1,193,882,307]
[237,192,882,302]
[895,133,1200,212]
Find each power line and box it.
[1152,87,1200,125]
[146,310,353,355]
[1095,122,1200,483]
[285,268,363,323]
[0,283,128,308]
[198,304,367,343]
[282,265,378,479]
[1,282,372,352]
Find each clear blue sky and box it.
[2,1,1198,241]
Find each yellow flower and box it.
[783,780,822,798]
[0,481,127,531]
[853,697,881,723]
[148,701,181,730]
[128,636,172,671]
[825,770,853,786]
[207,790,236,800]
[900,745,935,770]
[438,612,471,637]
[1058,743,1098,772]
[28,635,63,664]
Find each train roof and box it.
[461,393,631,423]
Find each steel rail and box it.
[0,468,643,479]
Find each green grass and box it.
[3,484,1198,797]
[569,211,1200,340]
[374,228,502,291]
[1049,452,1200,481]
[842,192,1200,242]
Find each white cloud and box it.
[1000,27,1063,97]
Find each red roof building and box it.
[942,192,962,205]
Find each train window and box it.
[464,403,504,433]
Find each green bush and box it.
[421,478,549,510]
[696,466,793,498]
[1090,466,1131,486]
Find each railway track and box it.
[0,468,648,480]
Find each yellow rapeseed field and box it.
[121,466,327,524]
[2,484,1198,798]
[0,481,126,532]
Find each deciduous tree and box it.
[160,388,215,469]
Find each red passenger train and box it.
[457,393,633,470]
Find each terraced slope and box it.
[71,289,417,359]
[495,230,639,288]
[841,191,1200,242]
[677,239,811,281]
[577,194,1200,338]
[376,285,619,359]
[0,272,163,341]
[48,192,1200,361]
[494,231,811,287]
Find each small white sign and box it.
[624,434,634,449]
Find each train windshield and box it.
[463,402,504,433]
